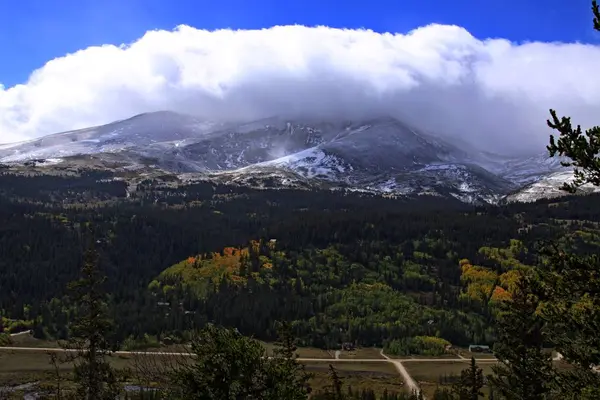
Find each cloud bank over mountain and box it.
[1,23,599,153]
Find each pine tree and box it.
[63,246,120,400]
[169,323,313,399]
[264,321,313,400]
[536,247,600,398]
[311,365,345,400]
[547,0,600,193]
[541,3,600,397]
[327,364,345,400]
[48,352,64,399]
[451,357,484,400]
[487,275,554,400]
[169,324,269,399]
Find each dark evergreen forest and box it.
[1,170,598,352]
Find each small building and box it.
[342,342,356,351]
[469,344,492,353]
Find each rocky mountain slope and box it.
[0,111,588,204]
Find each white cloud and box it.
[1,24,599,153]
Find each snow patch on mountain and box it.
[498,154,568,185]
[505,170,600,202]
[238,147,353,181]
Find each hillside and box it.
[1,170,599,351]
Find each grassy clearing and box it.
[454,347,562,361]
[0,350,73,373]
[6,336,337,359]
[0,370,51,386]
[409,359,573,399]
[419,382,497,400]
[5,334,60,349]
[405,361,497,400]
[387,353,461,360]
[0,350,136,373]
[404,361,497,383]
[303,361,404,395]
[0,349,192,395]
[338,348,385,359]
[260,342,335,359]
[0,350,403,395]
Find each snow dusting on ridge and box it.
[0,111,577,205]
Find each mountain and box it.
[0,111,586,204]
[0,111,225,163]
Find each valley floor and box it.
[0,335,573,399]
[0,334,489,398]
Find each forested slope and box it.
[1,171,598,351]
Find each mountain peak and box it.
[124,110,199,123]
[0,112,573,204]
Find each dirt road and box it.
[0,345,502,399]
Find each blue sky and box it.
[0,0,596,88]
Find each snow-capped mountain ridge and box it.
[0,111,583,204]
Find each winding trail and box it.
[379,349,421,397]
